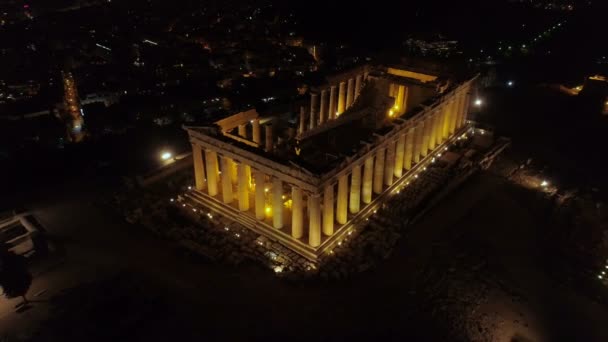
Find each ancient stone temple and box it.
[185,64,476,261]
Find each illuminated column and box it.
[455,91,465,129]
[373,147,385,194]
[319,89,328,124]
[310,93,319,130]
[336,174,348,224]
[442,102,450,141]
[421,116,432,157]
[458,90,468,128]
[298,106,306,135]
[205,150,219,196]
[355,75,363,99]
[404,128,414,170]
[337,81,346,115]
[462,90,471,125]
[434,108,444,146]
[230,159,238,185]
[272,178,283,229]
[192,144,206,190]
[349,165,361,214]
[220,156,234,204]
[362,156,374,204]
[265,124,273,152]
[323,183,334,236]
[291,187,303,239]
[384,140,395,186]
[237,163,249,211]
[428,112,437,150]
[413,121,425,163]
[328,85,337,120]
[449,98,458,135]
[394,133,405,178]
[396,85,405,114]
[252,119,261,145]
[238,124,247,138]
[346,78,355,108]
[254,170,266,220]
[308,194,321,247]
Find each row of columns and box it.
[192,86,471,249]
[326,86,471,232]
[233,118,286,154]
[299,73,367,135]
[192,146,325,247]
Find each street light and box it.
[507,80,514,87]
[474,98,483,107]
[161,151,172,161]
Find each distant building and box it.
[60,72,85,143]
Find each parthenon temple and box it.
[185,63,477,261]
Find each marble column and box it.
[355,75,363,98]
[265,124,273,152]
[394,133,405,178]
[373,147,385,194]
[319,89,327,124]
[362,156,374,204]
[428,112,437,151]
[441,102,450,141]
[205,150,218,196]
[404,128,414,170]
[272,178,283,229]
[310,93,319,130]
[252,119,261,145]
[384,140,396,186]
[346,78,355,108]
[434,108,444,146]
[220,156,234,204]
[328,85,337,120]
[238,124,247,138]
[192,144,205,191]
[336,174,348,224]
[349,164,361,214]
[413,121,425,163]
[323,184,334,236]
[237,163,249,211]
[422,116,432,157]
[455,91,465,130]
[460,90,467,127]
[254,170,265,220]
[449,98,458,135]
[337,81,346,115]
[230,159,238,185]
[291,187,303,238]
[462,90,471,126]
[308,194,321,247]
